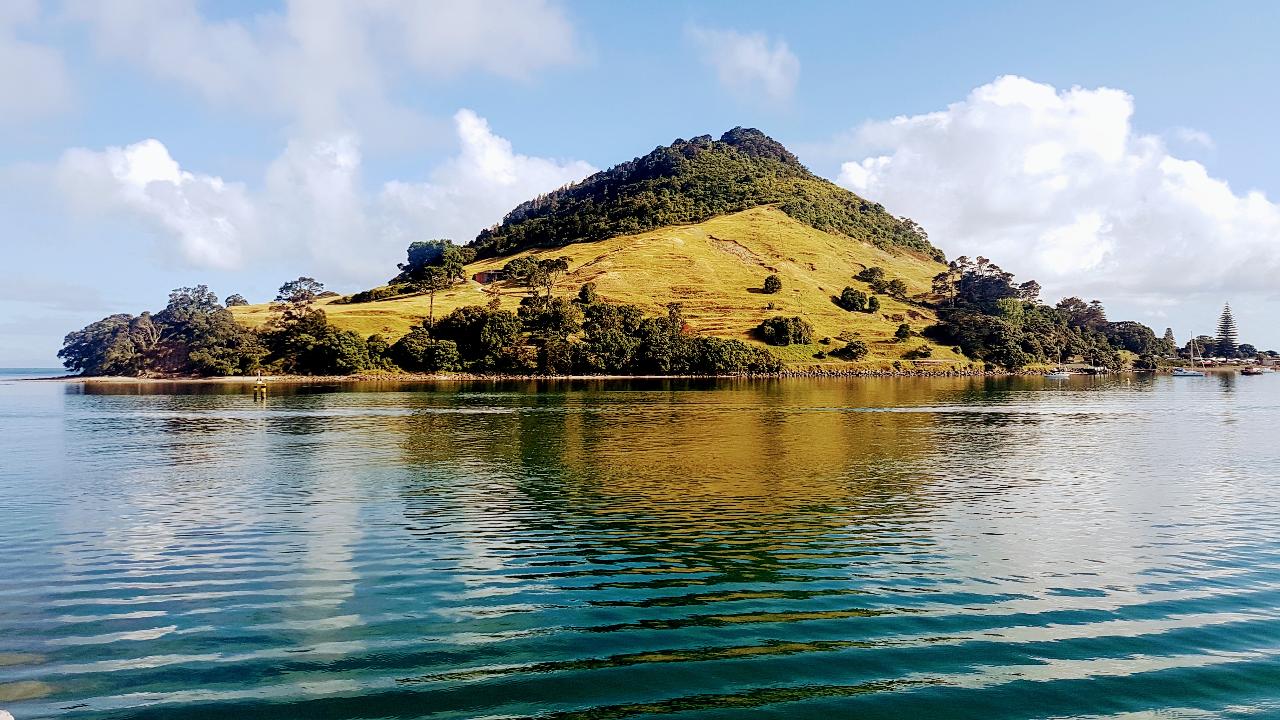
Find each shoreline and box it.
[23,366,1261,386]
[23,368,1160,385]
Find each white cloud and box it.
[0,0,71,123]
[56,139,259,269]
[379,109,596,249]
[686,25,799,103]
[832,76,1280,310]
[1171,126,1215,149]
[66,0,580,136]
[53,110,594,284]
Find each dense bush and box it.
[392,239,474,284]
[755,316,814,346]
[832,339,869,360]
[895,323,911,341]
[59,285,264,377]
[338,284,415,304]
[762,274,782,294]
[836,287,867,312]
[391,327,461,372]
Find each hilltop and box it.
[470,128,943,263]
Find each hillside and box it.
[233,207,965,370]
[470,128,943,263]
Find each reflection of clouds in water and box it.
[928,380,1277,611]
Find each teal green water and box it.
[2,372,1279,718]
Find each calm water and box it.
[2,372,1280,719]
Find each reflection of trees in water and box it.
[394,379,952,592]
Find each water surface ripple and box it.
[2,373,1279,719]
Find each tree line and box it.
[58,276,782,377]
[923,256,1169,370]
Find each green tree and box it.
[416,267,453,327]
[577,300,644,372]
[762,274,782,294]
[895,323,911,341]
[433,305,532,371]
[391,327,461,372]
[836,287,866,312]
[224,294,248,307]
[58,314,145,375]
[1217,303,1239,357]
[276,277,325,305]
[311,328,372,374]
[755,316,813,346]
[395,239,472,283]
[866,295,881,314]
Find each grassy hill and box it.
[233,207,976,371]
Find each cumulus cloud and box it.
[54,111,594,283]
[56,139,258,269]
[0,0,71,123]
[833,75,1280,309]
[66,0,579,136]
[687,25,799,103]
[379,109,596,249]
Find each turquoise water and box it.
[2,373,1279,718]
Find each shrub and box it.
[832,339,869,360]
[866,296,881,314]
[895,323,911,341]
[339,284,414,304]
[755,316,813,346]
[856,266,885,284]
[762,274,782,294]
[904,344,933,359]
[836,287,867,312]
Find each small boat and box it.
[1242,367,1265,376]
[1044,350,1072,379]
[1173,330,1207,377]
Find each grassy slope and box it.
[232,207,978,370]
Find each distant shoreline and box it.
[17,369,1150,385]
[21,366,1260,385]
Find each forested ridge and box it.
[469,128,942,262]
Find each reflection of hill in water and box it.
[391,379,1010,588]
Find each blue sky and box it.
[2,0,1279,366]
